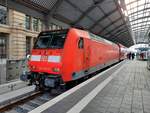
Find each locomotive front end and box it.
[22,30,68,88]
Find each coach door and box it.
[83,38,90,69]
[78,38,90,70]
[78,37,84,70]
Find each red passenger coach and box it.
[21,28,125,88]
[118,44,127,60]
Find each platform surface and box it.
[81,60,150,113]
[0,80,28,94]
[0,85,35,105]
[29,60,150,113]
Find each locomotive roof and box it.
[39,28,118,46]
[72,28,118,46]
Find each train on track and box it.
[21,28,126,89]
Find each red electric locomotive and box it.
[21,28,125,88]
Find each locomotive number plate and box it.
[40,56,48,61]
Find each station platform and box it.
[0,85,35,108]
[29,60,150,113]
[0,80,28,95]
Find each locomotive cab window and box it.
[34,30,68,49]
[78,37,84,49]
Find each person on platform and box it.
[127,52,131,60]
[131,53,135,60]
[140,52,144,60]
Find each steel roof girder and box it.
[104,24,125,36]
[99,17,122,34]
[132,25,150,29]
[16,0,49,13]
[88,8,118,30]
[131,21,150,26]
[72,0,106,25]
[47,0,64,16]
[129,15,150,23]
[113,0,134,45]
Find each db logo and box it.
[41,56,48,61]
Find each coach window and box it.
[78,38,84,49]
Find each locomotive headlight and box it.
[52,67,60,72]
[27,54,31,61]
[30,65,36,70]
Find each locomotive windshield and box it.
[34,30,68,49]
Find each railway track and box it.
[0,62,120,113]
[0,88,64,113]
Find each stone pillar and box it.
[0,59,6,84]
[30,37,34,50]
[31,17,34,31]
[9,9,26,60]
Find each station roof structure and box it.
[13,0,135,47]
[125,0,150,44]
